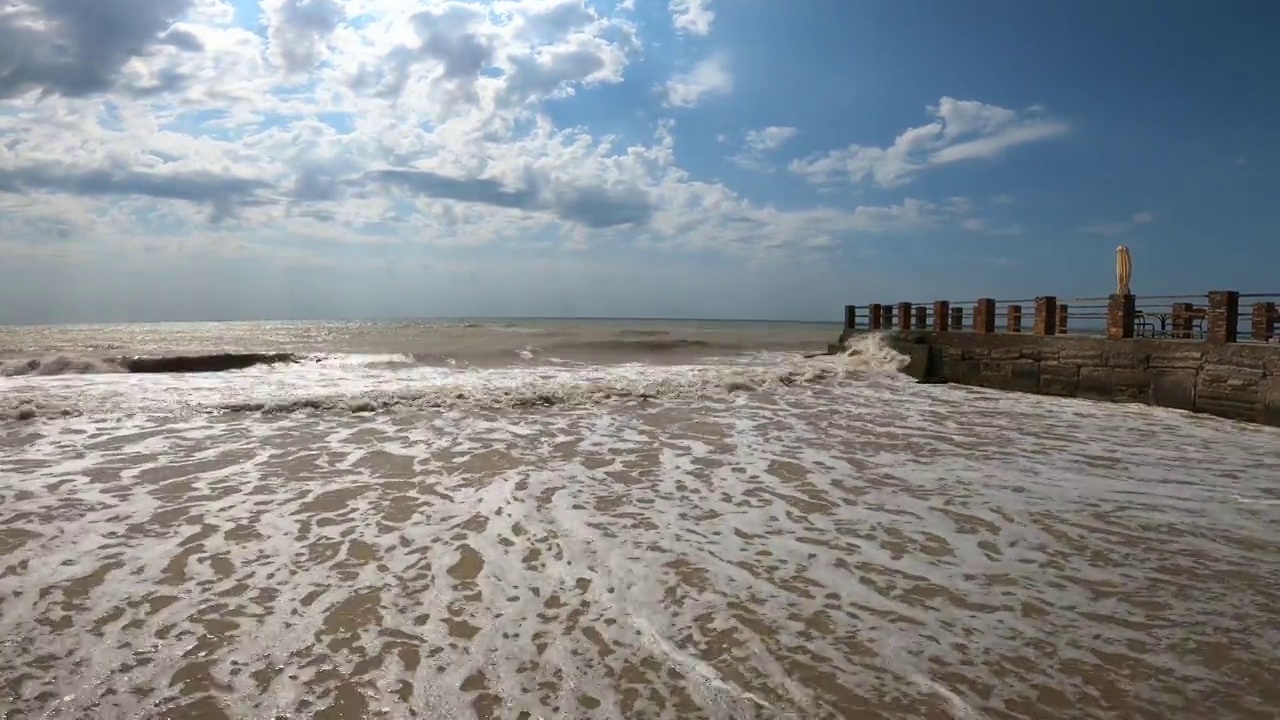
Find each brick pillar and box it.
[844,305,857,329]
[1171,302,1193,339]
[974,298,996,334]
[1251,302,1275,342]
[868,303,882,330]
[933,301,950,331]
[1006,304,1023,333]
[1034,296,1058,336]
[881,303,894,329]
[913,305,928,329]
[896,302,912,330]
[1206,291,1239,344]
[950,306,964,331]
[1107,294,1136,339]
[1056,304,1069,335]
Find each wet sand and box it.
[3,376,1279,719]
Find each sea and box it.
[1,319,1278,720]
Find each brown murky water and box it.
[2,321,1279,719]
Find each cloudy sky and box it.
[0,0,1276,324]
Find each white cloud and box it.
[790,97,1070,187]
[745,126,798,152]
[669,0,714,35]
[662,54,732,108]
[1078,211,1156,237]
[0,0,1008,319]
[730,126,798,171]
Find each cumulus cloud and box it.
[670,0,714,35]
[0,0,198,99]
[663,54,732,108]
[0,0,1008,283]
[730,126,798,171]
[790,97,1070,187]
[263,0,345,74]
[0,163,270,222]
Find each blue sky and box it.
[0,0,1276,324]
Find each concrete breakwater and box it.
[831,292,1280,427]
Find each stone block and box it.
[951,360,983,385]
[1111,368,1152,402]
[1148,348,1206,370]
[1103,348,1150,369]
[1077,367,1114,399]
[989,347,1024,361]
[1264,377,1280,427]
[1202,348,1267,370]
[1195,388,1260,422]
[1009,360,1040,392]
[902,344,931,381]
[1038,362,1080,396]
[1020,345,1062,362]
[1198,365,1265,397]
[979,360,1012,385]
[1266,352,1280,376]
[1152,369,1197,412]
[1059,350,1105,367]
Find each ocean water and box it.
[1,319,1278,720]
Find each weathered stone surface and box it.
[1058,350,1104,366]
[989,347,1024,361]
[1195,389,1260,422]
[1152,370,1197,411]
[1148,348,1205,370]
[1103,348,1150,369]
[980,360,1012,385]
[1264,377,1280,426]
[1009,360,1040,393]
[874,328,1280,427]
[1199,364,1266,391]
[1112,368,1152,401]
[1019,345,1061,362]
[1038,362,1079,396]
[1077,367,1114,399]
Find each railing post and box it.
[1034,296,1058,335]
[1107,294,1135,339]
[950,306,964,331]
[1251,302,1275,342]
[933,301,950,332]
[974,298,996,334]
[1006,304,1023,333]
[1056,303,1069,335]
[881,303,894,329]
[1171,302,1193,339]
[844,305,858,330]
[1207,291,1239,344]
[913,305,928,329]
[869,303,882,330]
[896,302,912,331]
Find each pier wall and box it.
[860,331,1280,427]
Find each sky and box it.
[0,0,1277,324]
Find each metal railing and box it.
[843,291,1280,344]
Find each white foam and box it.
[3,335,1279,718]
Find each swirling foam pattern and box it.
[1,331,1279,719]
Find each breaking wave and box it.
[1,352,298,376]
[1,334,910,422]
